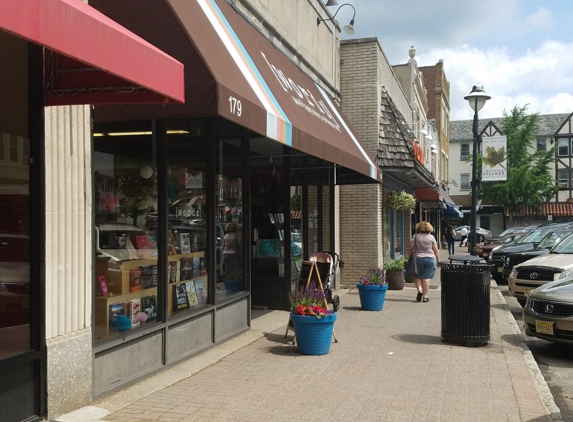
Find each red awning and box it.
[91,0,381,184]
[505,203,573,217]
[0,0,184,105]
[544,203,573,216]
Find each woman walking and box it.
[444,225,456,258]
[408,221,440,302]
[222,221,241,273]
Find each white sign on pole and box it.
[482,136,507,181]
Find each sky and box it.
[338,0,573,121]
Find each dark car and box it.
[487,223,573,283]
[502,228,573,280]
[479,235,520,259]
[485,226,532,245]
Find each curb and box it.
[490,280,563,421]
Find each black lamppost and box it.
[464,84,491,256]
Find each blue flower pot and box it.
[223,280,243,292]
[356,283,388,311]
[290,313,337,355]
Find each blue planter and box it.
[223,280,243,292]
[290,313,337,355]
[356,283,388,311]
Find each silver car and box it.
[453,226,493,243]
[523,278,573,345]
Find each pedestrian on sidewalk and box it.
[445,225,456,258]
[459,226,468,247]
[408,221,440,303]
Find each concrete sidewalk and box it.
[58,248,563,422]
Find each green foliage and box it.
[383,257,407,272]
[474,105,559,215]
[290,194,302,211]
[385,191,416,210]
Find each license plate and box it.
[524,288,532,296]
[483,253,489,258]
[498,267,503,272]
[535,320,554,335]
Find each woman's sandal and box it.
[422,297,429,303]
[416,291,423,302]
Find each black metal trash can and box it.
[440,255,493,346]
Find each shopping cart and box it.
[309,251,344,311]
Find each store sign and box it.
[260,52,341,132]
[482,136,507,181]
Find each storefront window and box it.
[394,210,404,256]
[0,32,32,358]
[93,121,158,341]
[166,120,209,315]
[216,128,244,300]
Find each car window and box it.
[515,229,547,244]
[536,232,561,249]
[550,232,573,254]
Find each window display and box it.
[93,124,161,341]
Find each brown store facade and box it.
[90,0,380,401]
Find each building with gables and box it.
[449,112,573,233]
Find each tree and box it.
[475,105,559,216]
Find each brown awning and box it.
[91,0,380,183]
[0,0,184,105]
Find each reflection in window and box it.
[216,137,244,301]
[460,174,470,190]
[558,138,569,156]
[93,123,159,342]
[558,169,569,188]
[166,122,210,312]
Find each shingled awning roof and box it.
[378,87,436,189]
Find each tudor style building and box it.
[449,112,573,233]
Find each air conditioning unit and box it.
[460,155,468,161]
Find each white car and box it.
[508,232,573,305]
[96,224,154,269]
[453,226,493,243]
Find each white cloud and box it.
[417,41,573,120]
[524,7,552,29]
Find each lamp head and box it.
[343,19,355,35]
[325,0,339,5]
[464,84,491,112]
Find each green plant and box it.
[385,191,416,210]
[383,257,407,272]
[358,267,387,285]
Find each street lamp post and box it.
[464,84,491,256]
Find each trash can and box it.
[440,255,493,346]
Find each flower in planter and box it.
[358,267,387,285]
[289,281,334,319]
[385,191,416,210]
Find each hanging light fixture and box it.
[325,0,339,5]
[317,3,356,35]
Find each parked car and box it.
[453,226,493,243]
[488,223,573,284]
[486,226,532,245]
[523,278,573,345]
[479,234,521,259]
[0,231,30,328]
[508,230,573,305]
[96,224,155,269]
[502,228,573,280]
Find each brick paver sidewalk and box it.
[92,248,559,422]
